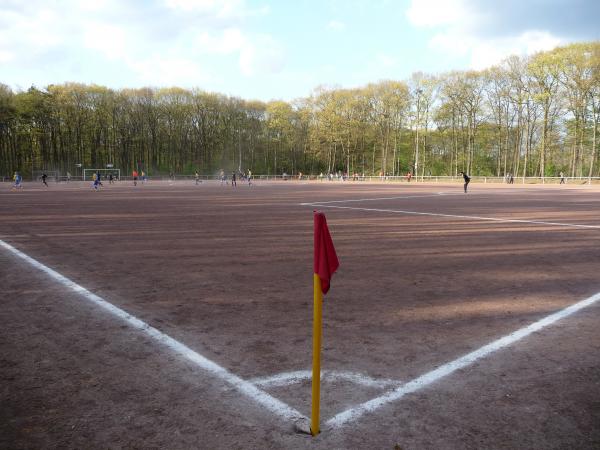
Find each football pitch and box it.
[1,179,599,449]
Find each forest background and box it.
[1,42,599,179]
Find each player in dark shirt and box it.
[96,171,104,186]
[460,171,470,193]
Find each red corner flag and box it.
[314,212,339,295]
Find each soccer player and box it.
[12,172,22,190]
[96,170,104,187]
[460,171,471,193]
[41,173,48,187]
[91,172,100,190]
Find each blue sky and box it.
[1,0,598,101]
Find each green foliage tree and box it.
[2,41,600,180]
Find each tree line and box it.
[1,41,598,179]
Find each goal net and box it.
[83,169,121,181]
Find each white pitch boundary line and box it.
[0,239,306,425]
[303,204,600,230]
[251,370,402,389]
[326,291,600,429]
[300,192,463,206]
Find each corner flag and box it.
[311,211,339,436]
[314,212,339,295]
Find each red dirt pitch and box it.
[1,179,599,449]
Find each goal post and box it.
[83,168,121,181]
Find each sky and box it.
[1,0,599,102]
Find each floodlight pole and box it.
[414,88,422,181]
[238,129,242,173]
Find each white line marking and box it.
[326,292,600,429]
[299,192,462,206]
[251,370,402,389]
[0,239,306,424]
[303,204,600,229]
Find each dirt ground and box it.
[1,179,599,449]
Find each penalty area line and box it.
[0,239,306,425]
[299,192,464,206]
[326,291,600,429]
[303,204,600,230]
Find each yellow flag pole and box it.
[311,273,323,436]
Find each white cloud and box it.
[468,31,562,69]
[238,34,285,76]
[194,28,285,76]
[0,6,66,57]
[428,28,563,70]
[406,0,473,27]
[130,55,211,86]
[520,31,563,55]
[375,52,398,68]
[0,0,283,90]
[0,50,14,63]
[83,24,131,60]
[327,20,346,31]
[406,0,566,69]
[163,0,265,21]
[196,28,246,55]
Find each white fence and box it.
[3,174,600,184]
[241,175,600,184]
